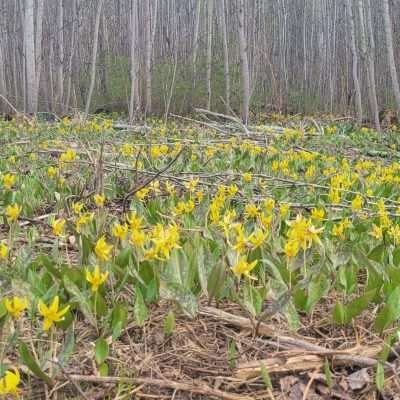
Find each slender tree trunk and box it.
[237,0,250,124]
[206,0,213,110]
[35,0,44,111]
[56,0,64,111]
[144,0,152,116]
[84,0,105,118]
[358,0,380,131]
[345,0,362,124]
[65,0,77,113]
[192,0,202,85]
[382,0,400,114]
[129,0,139,122]
[219,0,230,112]
[24,0,37,114]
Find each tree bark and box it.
[129,0,139,122]
[237,0,250,125]
[219,0,230,112]
[84,0,105,119]
[24,0,37,114]
[382,0,400,114]
[345,0,362,125]
[206,0,213,110]
[144,0,152,117]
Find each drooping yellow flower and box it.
[93,194,105,208]
[243,172,253,183]
[6,204,21,222]
[286,214,323,250]
[185,178,199,193]
[231,257,258,280]
[38,296,70,331]
[311,208,325,222]
[112,223,129,241]
[285,240,299,258]
[126,212,144,231]
[75,212,94,233]
[0,368,20,396]
[4,297,28,319]
[263,198,275,213]
[95,236,113,261]
[351,194,363,212]
[47,166,58,178]
[130,228,145,247]
[249,229,268,249]
[60,148,76,162]
[52,218,66,237]
[0,243,7,259]
[244,203,259,219]
[3,173,15,189]
[369,224,383,240]
[85,265,109,292]
[72,202,83,214]
[279,203,290,219]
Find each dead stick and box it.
[68,375,253,400]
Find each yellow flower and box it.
[52,218,66,237]
[228,184,238,196]
[285,240,299,258]
[4,297,28,319]
[286,214,323,250]
[244,203,259,219]
[243,172,252,183]
[47,166,58,178]
[231,257,258,280]
[328,189,341,204]
[93,194,105,208]
[280,203,290,219]
[95,236,113,261]
[6,203,21,222]
[86,265,109,292]
[130,228,145,247]
[3,173,15,189]
[112,223,128,241]
[311,208,325,222]
[75,212,94,233]
[260,213,273,229]
[263,198,275,213]
[351,194,363,212]
[60,148,76,162]
[249,229,268,249]
[38,296,70,331]
[369,224,383,240]
[165,181,176,195]
[136,188,149,201]
[0,368,20,396]
[185,178,199,193]
[72,202,83,214]
[126,212,144,231]
[0,243,7,259]
[195,190,204,202]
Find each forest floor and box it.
[0,113,400,399]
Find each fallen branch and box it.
[68,374,252,400]
[122,147,185,212]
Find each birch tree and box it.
[24,0,37,113]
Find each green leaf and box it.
[228,340,236,369]
[98,362,109,377]
[305,274,330,313]
[332,302,347,325]
[164,310,175,337]
[111,303,128,341]
[196,240,208,297]
[376,362,385,391]
[324,358,333,389]
[19,342,54,386]
[134,287,148,327]
[58,328,75,368]
[368,244,385,263]
[260,363,273,390]
[375,304,396,334]
[207,262,225,302]
[63,275,96,327]
[345,290,376,321]
[115,247,132,268]
[95,338,109,365]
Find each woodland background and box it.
[0,0,400,127]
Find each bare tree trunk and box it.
[24,0,37,114]
[382,0,400,114]
[345,0,362,124]
[84,0,105,119]
[219,0,230,112]
[129,0,139,122]
[358,0,380,131]
[0,40,7,111]
[206,0,213,110]
[56,0,64,111]
[144,0,152,116]
[35,0,44,111]
[65,0,77,113]
[192,0,202,86]
[237,0,250,124]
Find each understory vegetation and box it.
[1,115,400,398]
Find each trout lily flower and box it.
[38,296,70,331]
[4,296,29,320]
[86,265,109,292]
